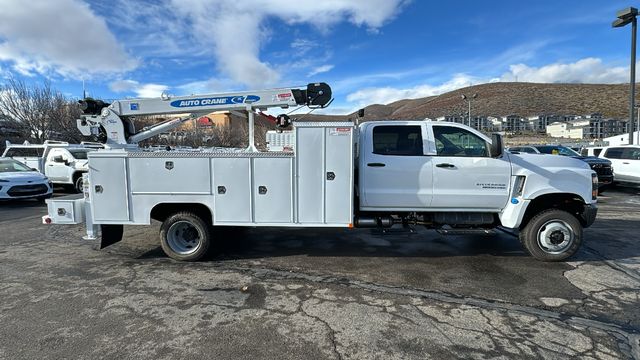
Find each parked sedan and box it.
[0,158,53,201]
[598,145,640,187]
[507,145,614,189]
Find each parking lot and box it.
[1,188,639,359]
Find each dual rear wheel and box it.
[160,212,211,261]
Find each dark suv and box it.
[508,145,613,190]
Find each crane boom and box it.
[76,83,331,147]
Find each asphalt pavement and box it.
[1,187,639,359]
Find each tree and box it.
[0,77,82,143]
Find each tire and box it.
[159,212,211,261]
[519,209,583,262]
[74,175,84,193]
[597,184,609,195]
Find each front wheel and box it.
[74,175,84,193]
[160,212,211,261]
[520,209,583,262]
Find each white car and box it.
[598,145,640,186]
[0,158,53,201]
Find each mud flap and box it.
[97,224,124,249]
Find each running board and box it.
[436,228,496,235]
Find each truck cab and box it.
[359,121,511,212]
[356,121,598,261]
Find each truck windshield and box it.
[0,159,32,172]
[534,146,580,156]
[68,150,94,160]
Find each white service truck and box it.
[43,83,598,262]
[3,141,102,192]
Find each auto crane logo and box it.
[170,95,260,108]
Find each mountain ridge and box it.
[305,82,638,122]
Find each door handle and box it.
[623,162,630,164]
[436,163,455,168]
[367,163,386,167]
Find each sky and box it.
[0,0,636,114]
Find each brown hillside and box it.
[304,83,638,121]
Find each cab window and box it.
[372,126,423,156]
[604,148,624,159]
[5,148,39,157]
[432,126,489,157]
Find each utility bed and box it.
[83,122,354,227]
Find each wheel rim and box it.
[167,221,202,255]
[537,220,575,254]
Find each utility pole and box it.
[613,7,638,144]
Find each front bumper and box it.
[0,181,53,200]
[598,175,613,186]
[580,204,598,228]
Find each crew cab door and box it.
[360,123,433,210]
[428,124,511,210]
[45,148,70,182]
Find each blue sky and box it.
[0,0,636,114]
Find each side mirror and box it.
[490,133,504,158]
[31,168,38,171]
[53,155,64,163]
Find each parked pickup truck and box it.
[42,84,598,262]
[2,141,102,192]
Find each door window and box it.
[372,126,423,156]
[621,148,640,160]
[433,126,489,157]
[604,148,624,159]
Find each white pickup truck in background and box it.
[42,83,599,263]
[2,141,102,192]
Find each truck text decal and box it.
[476,182,507,190]
[170,95,260,108]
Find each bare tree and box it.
[0,77,81,143]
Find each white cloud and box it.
[109,79,168,98]
[308,64,334,77]
[501,58,628,83]
[0,0,137,78]
[346,74,478,106]
[170,0,408,88]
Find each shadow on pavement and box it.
[132,216,640,263]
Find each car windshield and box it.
[68,149,94,160]
[0,159,32,172]
[534,146,580,156]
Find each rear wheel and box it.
[520,209,583,262]
[160,212,211,261]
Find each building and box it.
[526,114,561,132]
[586,118,628,139]
[602,131,640,146]
[501,115,527,133]
[546,122,586,139]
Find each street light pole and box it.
[631,16,637,145]
[613,7,638,145]
[461,93,478,128]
